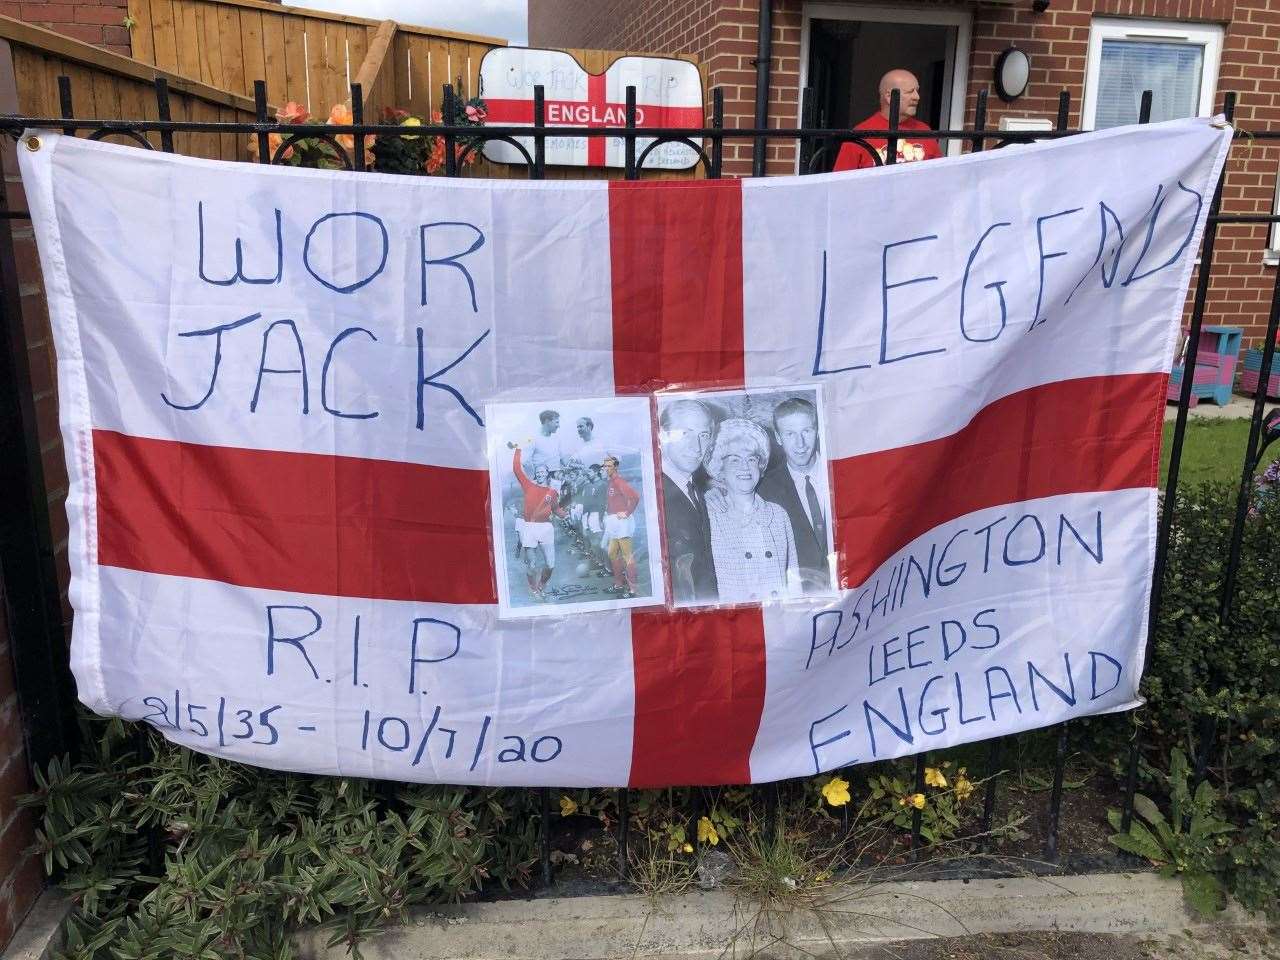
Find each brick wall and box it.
[0,160,48,950]
[529,0,1280,343]
[0,96,68,957]
[0,599,40,952]
[964,0,1277,344]
[2,0,132,57]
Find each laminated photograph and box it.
[486,398,665,619]
[656,385,837,609]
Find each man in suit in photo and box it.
[658,398,718,605]
[758,397,833,593]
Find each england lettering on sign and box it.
[479,48,704,169]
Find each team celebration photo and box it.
[485,397,666,619]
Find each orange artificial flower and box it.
[267,132,293,162]
[328,102,354,151]
[325,102,374,167]
[247,131,293,162]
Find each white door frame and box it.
[797,2,972,168]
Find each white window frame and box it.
[796,3,972,170]
[1081,17,1223,132]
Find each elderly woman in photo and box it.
[704,418,800,604]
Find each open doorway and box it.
[800,5,970,172]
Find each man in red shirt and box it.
[601,455,641,597]
[833,69,943,172]
[510,443,567,599]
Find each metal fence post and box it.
[979,737,1001,850]
[540,786,552,886]
[1045,723,1069,861]
[972,88,988,153]
[885,89,900,166]
[710,87,724,180]
[1041,93,1076,862]
[910,754,926,860]
[532,84,546,180]
[1122,90,1236,831]
[617,787,630,882]
[624,85,637,181]
[442,83,457,178]
[351,82,366,173]
[57,75,74,136]
[253,80,270,165]
[152,77,175,154]
[799,86,815,174]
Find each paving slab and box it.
[293,872,1231,960]
[1163,394,1259,420]
[3,891,69,960]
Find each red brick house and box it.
[529,0,1280,343]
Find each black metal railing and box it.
[0,75,1277,887]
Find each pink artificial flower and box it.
[277,101,309,124]
[465,104,486,123]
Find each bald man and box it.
[833,69,943,172]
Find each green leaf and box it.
[1180,870,1223,918]
[1108,826,1167,863]
[1132,793,1168,833]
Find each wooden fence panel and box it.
[127,0,504,116]
[2,11,701,180]
[3,24,259,163]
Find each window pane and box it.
[1095,40,1204,129]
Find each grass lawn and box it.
[1158,417,1253,488]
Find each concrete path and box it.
[291,872,1264,960]
[1163,393,1261,421]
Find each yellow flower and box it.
[820,776,851,807]
[898,793,926,810]
[954,775,975,802]
[682,842,694,854]
[559,795,578,817]
[697,816,720,846]
[924,766,948,789]
[400,115,424,139]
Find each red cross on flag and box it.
[480,49,705,169]
[18,117,1229,787]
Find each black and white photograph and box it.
[656,386,836,608]
[485,397,666,619]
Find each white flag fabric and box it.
[20,117,1230,786]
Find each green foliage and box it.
[368,108,431,175]
[1144,484,1280,761]
[1107,747,1235,917]
[1138,484,1280,906]
[1222,813,1280,918]
[864,764,975,846]
[23,716,537,959]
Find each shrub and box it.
[1100,481,1280,916]
[25,717,537,960]
[1107,747,1235,916]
